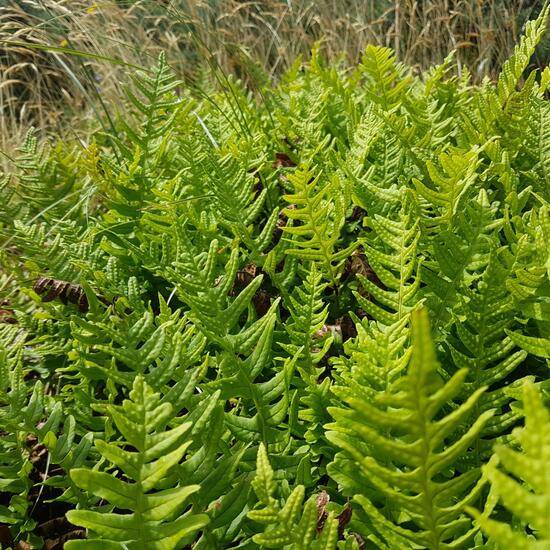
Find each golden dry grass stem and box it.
[0,0,544,164]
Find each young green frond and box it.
[421,190,501,329]
[247,443,341,549]
[414,147,481,229]
[353,204,423,325]
[281,263,333,377]
[468,382,550,548]
[282,160,356,285]
[327,309,493,549]
[358,45,412,112]
[66,376,209,549]
[497,2,550,106]
[443,254,528,463]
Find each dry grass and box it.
[0,0,546,163]
[0,1,166,160]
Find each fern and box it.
[468,382,550,548]
[282,159,356,285]
[497,3,550,106]
[342,106,407,219]
[281,263,333,377]
[358,45,412,112]
[247,443,342,549]
[353,200,423,325]
[66,376,209,549]
[115,51,182,167]
[421,190,501,330]
[8,128,84,222]
[333,314,411,402]
[525,99,550,197]
[1,6,550,548]
[414,147,482,230]
[327,309,493,549]
[0,344,92,544]
[214,322,294,446]
[443,254,528,464]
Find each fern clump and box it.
[1,4,550,548]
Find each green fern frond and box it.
[216,323,293,445]
[343,103,382,175]
[163,232,280,351]
[506,330,550,359]
[69,306,209,416]
[334,314,411,401]
[468,382,550,548]
[343,110,407,218]
[13,220,102,283]
[282,160,356,285]
[358,45,413,112]
[443,254,528,464]
[66,376,209,549]
[247,443,340,549]
[116,52,182,163]
[10,128,83,221]
[307,42,356,141]
[353,203,423,325]
[203,148,279,253]
[0,175,25,228]
[497,3,549,106]
[0,348,92,536]
[281,263,333,377]
[422,190,501,329]
[505,205,550,303]
[327,309,493,549]
[525,99,550,198]
[414,147,481,229]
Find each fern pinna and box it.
[1,4,550,549]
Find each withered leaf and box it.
[316,491,330,533]
[33,277,89,312]
[273,152,296,169]
[337,504,353,537]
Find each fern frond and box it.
[216,327,294,445]
[443,254,528,464]
[525,99,550,198]
[13,220,102,284]
[163,232,280,351]
[334,314,411,402]
[282,160,356,284]
[468,382,550,548]
[422,190,501,329]
[281,263,333,377]
[327,309,493,549]
[505,205,550,304]
[116,52,182,163]
[66,376,209,549]
[414,146,481,230]
[353,202,423,325]
[10,128,84,221]
[0,175,25,228]
[247,443,340,549]
[497,3,549,106]
[358,45,412,112]
[343,110,407,218]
